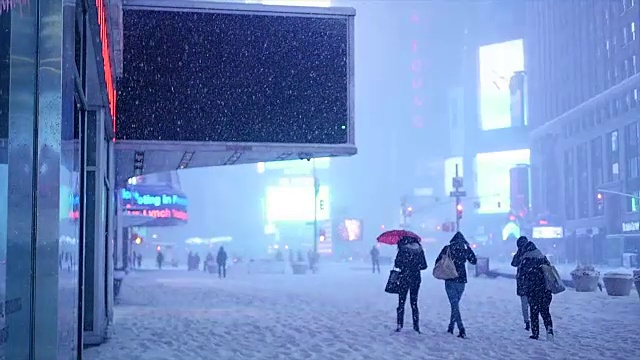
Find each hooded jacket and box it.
[435,232,477,284]
[511,236,529,296]
[394,237,428,285]
[517,241,551,297]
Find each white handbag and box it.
[433,247,459,280]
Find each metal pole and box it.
[597,188,640,199]
[313,159,318,256]
[455,164,460,232]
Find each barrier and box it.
[247,259,286,274]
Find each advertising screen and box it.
[478,39,524,131]
[121,185,188,225]
[118,6,352,144]
[266,185,330,222]
[337,218,362,241]
[475,149,529,214]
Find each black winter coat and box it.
[394,241,428,286]
[517,241,551,298]
[511,248,526,296]
[436,238,477,284]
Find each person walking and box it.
[518,238,554,340]
[370,245,381,273]
[435,231,477,339]
[394,236,428,333]
[216,246,228,279]
[511,236,531,331]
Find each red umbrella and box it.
[377,229,421,245]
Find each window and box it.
[623,26,629,45]
[632,22,637,41]
[633,55,638,74]
[577,142,589,218]
[592,137,604,216]
[625,122,640,179]
[606,130,620,181]
[564,149,576,220]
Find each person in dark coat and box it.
[370,245,380,273]
[518,238,554,340]
[393,236,428,333]
[435,231,477,338]
[216,246,228,279]
[511,236,531,331]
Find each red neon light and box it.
[126,209,188,221]
[411,40,418,53]
[96,0,117,138]
[412,78,423,89]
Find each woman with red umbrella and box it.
[393,235,428,333]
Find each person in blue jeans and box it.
[435,232,477,338]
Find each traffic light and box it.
[131,233,143,245]
[319,229,326,242]
[456,204,463,220]
[596,192,604,212]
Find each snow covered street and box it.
[84,264,640,360]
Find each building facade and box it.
[528,0,640,265]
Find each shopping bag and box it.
[433,247,459,280]
[542,264,566,294]
[385,269,401,294]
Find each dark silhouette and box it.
[188,251,194,271]
[217,246,228,278]
[137,254,142,268]
[156,251,164,269]
[370,245,380,273]
[435,232,477,339]
[393,236,428,333]
[517,238,554,340]
[511,236,531,331]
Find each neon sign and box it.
[96,0,117,137]
[125,209,188,221]
[121,189,188,207]
[409,11,424,128]
[0,0,29,15]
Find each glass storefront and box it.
[1,1,114,358]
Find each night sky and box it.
[117,9,350,144]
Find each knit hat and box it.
[516,236,529,249]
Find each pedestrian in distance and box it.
[370,245,381,274]
[435,231,477,339]
[511,236,531,331]
[217,246,228,279]
[393,236,428,333]
[517,237,554,340]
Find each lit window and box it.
[632,22,637,41]
[634,55,638,73]
[635,88,639,101]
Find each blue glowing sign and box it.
[121,189,188,208]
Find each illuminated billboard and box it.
[475,149,529,214]
[120,185,188,226]
[265,184,330,222]
[478,39,524,131]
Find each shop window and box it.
[577,142,590,218]
[625,122,640,179]
[592,136,605,216]
[606,130,620,182]
[564,149,576,220]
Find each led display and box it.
[478,39,524,131]
[265,184,330,222]
[475,149,530,214]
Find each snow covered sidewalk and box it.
[84,266,640,360]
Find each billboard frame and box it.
[121,0,356,147]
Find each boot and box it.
[447,324,454,334]
[457,329,466,339]
[546,328,554,341]
[413,324,421,334]
[525,321,531,331]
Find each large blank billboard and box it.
[117,1,355,145]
